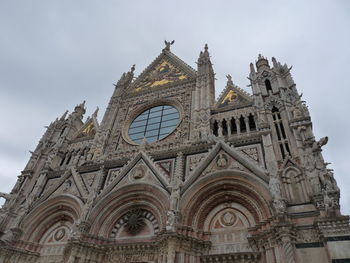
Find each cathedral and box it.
[0,42,349,263]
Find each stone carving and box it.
[186,153,206,177]
[220,211,237,226]
[164,40,175,51]
[216,153,229,168]
[62,180,72,192]
[240,147,259,163]
[166,210,176,231]
[54,228,65,241]
[303,136,330,195]
[269,173,286,214]
[107,168,121,185]
[132,165,146,180]
[125,209,145,235]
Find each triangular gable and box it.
[97,151,170,203]
[37,168,89,205]
[131,50,196,93]
[73,113,99,140]
[217,82,253,108]
[182,141,268,193]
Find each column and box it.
[235,119,241,135]
[245,116,250,134]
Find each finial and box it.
[163,40,175,51]
[60,110,69,121]
[131,64,135,73]
[272,57,278,68]
[204,44,208,51]
[92,107,99,118]
[250,62,255,74]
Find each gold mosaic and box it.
[135,60,187,91]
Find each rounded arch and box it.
[88,183,170,238]
[181,170,272,230]
[20,194,83,243]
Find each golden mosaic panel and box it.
[135,60,187,91]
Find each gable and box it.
[38,168,89,203]
[97,151,170,203]
[217,82,252,108]
[109,159,166,191]
[73,118,97,141]
[182,141,268,193]
[131,50,196,93]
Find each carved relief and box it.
[132,165,146,180]
[185,153,206,179]
[106,168,121,185]
[204,203,255,255]
[110,209,159,239]
[155,158,175,182]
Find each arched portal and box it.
[181,170,271,255]
[19,194,83,261]
[89,183,169,239]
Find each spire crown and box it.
[197,44,211,65]
[255,54,270,70]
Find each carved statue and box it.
[226,74,233,86]
[319,169,339,191]
[63,180,72,192]
[163,40,175,51]
[166,210,176,231]
[292,105,303,119]
[269,173,283,200]
[303,137,329,195]
[133,165,145,180]
[269,173,286,214]
[170,185,180,211]
[216,153,228,168]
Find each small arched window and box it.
[222,119,228,136]
[265,79,272,93]
[230,117,237,134]
[271,106,290,159]
[248,114,256,130]
[239,115,246,132]
[212,120,219,136]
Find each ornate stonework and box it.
[0,43,349,263]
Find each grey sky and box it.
[1,1,349,214]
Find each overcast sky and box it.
[0,1,349,214]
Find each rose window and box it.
[128,105,180,144]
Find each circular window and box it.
[128,105,180,144]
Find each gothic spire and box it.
[197,44,214,75]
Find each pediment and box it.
[72,117,98,141]
[38,168,89,203]
[217,83,252,108]
[130,50,196,93]
[182,141,268,193]
[98,151,170,202]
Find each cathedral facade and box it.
[0,43,349,262]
